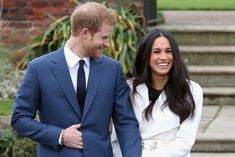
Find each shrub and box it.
[17,3,146,76]
[0,44,25,100]
[0,129,16,157]
[0,59,25,100]
[107,4,146,76]
[12,136,37,157]
[0,129,37,157]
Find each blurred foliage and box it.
[158,0,235,10]
[0,129,37,157]
[106,4,146,75]
[0,129,16,157]
[13,136,37,157]
[0,44,11,61]
[0,44,24,100]
[0,99,14,115]
[17,2,146,76]
[17,15,71,69]
[156,10,165,24]
[0,63,24,100]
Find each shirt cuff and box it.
[58,129,65,145]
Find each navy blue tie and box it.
[77,60,86,114]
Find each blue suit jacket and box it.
[11,48,142,157]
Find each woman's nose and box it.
[160,53,167,59]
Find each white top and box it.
[64,42,90,92]
[111,80,203,157]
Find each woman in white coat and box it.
[111,29,203,157]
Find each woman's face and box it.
[149,36,173,78]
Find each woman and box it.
[111,29,203,157]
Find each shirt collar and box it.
[64,41,90,68]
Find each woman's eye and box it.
[166,50,172,53]
[153,50,160,54]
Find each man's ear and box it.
[80,28,90,40]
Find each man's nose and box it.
[104,40,110,48]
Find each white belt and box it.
[142,139,166,151]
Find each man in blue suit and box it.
[11,2,142,157]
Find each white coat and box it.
[111,80,203,157]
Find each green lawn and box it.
[0,99,14,116]
[158,0,235,10]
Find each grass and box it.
[157,0,235,10]
[0,99,14,116]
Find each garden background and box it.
[1,0,235,156]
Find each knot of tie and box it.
[79,59,85,67]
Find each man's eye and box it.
[102,36,108,40]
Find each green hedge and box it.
[0,129,15,157]
[13,137,37,157]
[0,129,36,157]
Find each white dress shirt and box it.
[64,42,90,92]
[58,43,90,145]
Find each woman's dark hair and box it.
[132,29,195,123]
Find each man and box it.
[11,2,142,157]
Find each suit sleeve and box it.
[112,63,142,157]
[149,82,203,157]
[11,62,63,150]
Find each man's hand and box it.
[62,124,83,149]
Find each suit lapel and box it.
[82,57,103,119]
[50,48,82,118]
